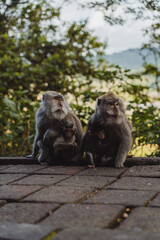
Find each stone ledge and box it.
[0,157,160,166]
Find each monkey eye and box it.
[115,102,119,107]
[54,96,63,101]
[97,99,101,105]
[42,94,45,101]
[110,104,114,108]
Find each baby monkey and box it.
[84,128,105,167]
[38,121,77,164]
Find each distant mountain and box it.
[105,48,159,69]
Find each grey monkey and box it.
[80,91,132,168]
[27,91,83,164]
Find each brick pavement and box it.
[0,161,160,240]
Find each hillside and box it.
[105,48,159,69]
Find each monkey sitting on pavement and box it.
[37,121,77,164]
[80,91,132,168]
[27,91,83,164]
[84,127,105,167]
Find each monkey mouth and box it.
[55,109,63,113]
[106,112,118,118]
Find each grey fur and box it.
[27,91,83,164]
[81,91,132,168]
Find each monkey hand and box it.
[88,164,95,168]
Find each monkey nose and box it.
[113,111,119,118]
[59,102,62,107]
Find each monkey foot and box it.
[115,162,124,168]
[26,154,36,159]
[88,164,95,168]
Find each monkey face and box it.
[96,92,125,124]
[62,121,76,139]
[97,130,105,139]
[105,99,121,118]
[64,128,76,139]
[42,91,69,120]
[88,129,105,139]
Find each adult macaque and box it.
[81,92,132,168]
[27,91,83,164]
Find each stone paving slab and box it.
[148,193,160,207]
[84,189,157,206]
[56,175,116,188]
[0,164,47,174]
[0,185,42,200]
[41,204,124,228]
[0,222,55,240]
[23,185,93,203]
[0,202,58,223]
[76,167,126,177]
[0,173,27,185]
[0,165,13,170]
[122,165,160,178]
[11,174,69,186]
[119,207,160,232]
[35,166,86,175]
[53,228,160,240]
[108,177,160,191]
[0,163,160,239]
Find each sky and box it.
[60,0,152,54]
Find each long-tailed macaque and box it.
[27,91,83,164]
[81,92,132,168]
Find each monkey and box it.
[38,121,77,163]
[84,128,105,167]
[53,121,77,161]
[80,91,132,168]
[27,91,83,164]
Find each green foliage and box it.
[0,0,159,156]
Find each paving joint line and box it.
[74,178,118,204]
[34,204,63,224]
[107,206,135,229]
[10,174,73,187]
[18,186,46,201]
[5,174,31,185]
[41,229,61,240]
[144,191,160,207]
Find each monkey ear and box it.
[97,98,101,106]
[117,98,122,103]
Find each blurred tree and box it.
[0,0,159,156]
[0,0,107,155]
[81,0,160,155]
